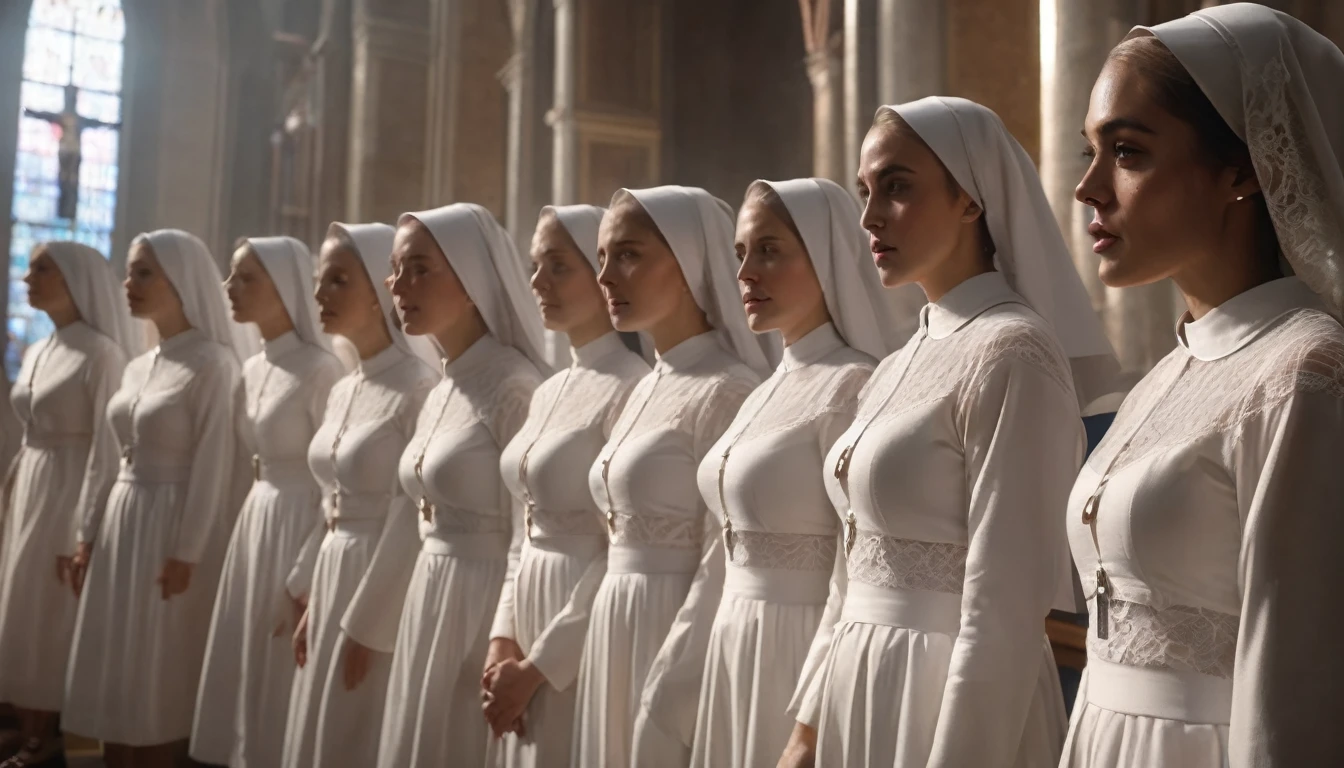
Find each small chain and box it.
[122,347,163,466]
[20,334,60,435]
[716,371,788,560]
[517,367,574,540]
[600,368,664,536]
[249,361,277,481]
[412,381,457,523]
[327,373,367,515]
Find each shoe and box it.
[0,736,64,768]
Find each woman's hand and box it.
[293,607,310,668]
[342,636,373,691]
[777,722,817,768]
[482,658,546,738]
[67,542,93,598]
[156,558,193,600]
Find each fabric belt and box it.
[839,580,962,635]
[325,491,389,529]
[253,457,314,488]
[606,544,699,575]
[22,432,89,450]
[526,534,605,560]
[422,532,511,559]
[724,563,830,604]
[117,463,191,485]
[1084,657,1233,725]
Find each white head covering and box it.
[1133,3,1344,314]
[756,178,923,359]
[535,204,608,367]
[41,240,143,356]
[399,203,552,374]
[621,185,780,374]
[132,229,258,362]
[884,97,1121,406]
[326,222,440,369]
[244,236,332,354]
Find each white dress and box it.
[1060,277,1344,767]
[0,322,124,711]
[191,331,343,766]
[360,335,541,768]
[672,324,873,768]
[799,273,1079,767]
[572,331,758,768]
[64,328,241,745]
[280,345,436,768]
[491,332,649,768]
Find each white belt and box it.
[526,534,605,560]
[724,564,829,604]
[422,531,510,559]
[606,544,699,575]
[254,457,314,488]
[839,581,962,635]
[22,432,89,450]
[1085,657,1232,725]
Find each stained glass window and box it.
[6,0,124,380]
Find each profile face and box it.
[734,195,825,338]
[224,245,285,326]
[123,240,181,321]
[313,238,382,338]
[529,212,606,334]
[1077,54,1240,288]
[23,247,75,318]
[387,218,473,338]
[595,195,689,333]
[856,120,972,291]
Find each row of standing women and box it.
[1,4,1342,767]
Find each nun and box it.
[63,229,249,767]
[1065,5,1344,765]
[190,237,345,767]
[0,242,136,766]
[780,98,1121,768]
[571,185,776,768]
[280,223,438,768]
[480,205,650,767]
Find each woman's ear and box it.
[1229,162,1263,203]
[961,198,985,224]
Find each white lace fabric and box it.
[1088,599,1239,679]
[847,534,968,594]
[727,530,836,572]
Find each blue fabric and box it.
[1082,412,1116,460]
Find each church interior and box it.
[3,0,1344,764]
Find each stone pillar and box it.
[502,0,555,248]
[1040,0,1177,376]
[800,1,845,184]
[876,0,946,104]
[844,0,880,166]
[549,0,579,205]
[0,0,32,327]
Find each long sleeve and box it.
[483,373,541,643]
[341,492,421,652]
[924,358,1082,768]
[637,375,754,746]
[1229,367,1344,765]
[72,345,126,547]
[489,496,527,642]
[527,550,609,691]
[172,355,240,563]
[287,362,355,601]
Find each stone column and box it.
[502,0,554,248]
[0,0,32,326]
[1041,0,1177,377]
[801,0,845,184]
[843,0,880,167]
[876,0,946,104]
[548,0,579,205]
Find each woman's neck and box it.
[153,309,192,341]
[257,312,296,342]
[47,304,81,330]
[649,297,713,355]
[1173,242,1281,320]
[345,320,394,361]
[918,227,994,303]
[565,310,615,350]
[434,310,490,362]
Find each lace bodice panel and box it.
[695,325,872,569]
[588,333,758,549]
[1068,285,1344,679]
[307,345,436,519]
[239,333,343,466]
[397,336,542,537]
[499,333,649,538]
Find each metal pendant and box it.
[844,511,857,556]
[418,496,433,523]
[1095,566,1111,640]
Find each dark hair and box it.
[871,107,961,198]
[608,190,672,250]
[741,181,806,245]
[1109,35,1279,260]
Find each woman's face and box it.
[734,196,827,340]
[595,197,691,333]
[857,121,979,290]
[530,213,607,334]
[224,246,287,326]
[313,238,382,337]
[123,240,182,321]
[23,248,76,319]
[1077,55,1248,288]
[388,219,474,338]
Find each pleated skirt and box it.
[491,539,602,768]
[64,477,224,746]
[191,478,321,767]
[0,443,85,711]
[1059,666,1230,768]
[814,622,1065,767]
[691,594,825,768]
[281,521,389,768]
[376,541,506,768]
[571,570,694,768]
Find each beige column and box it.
[1040,0,1177,377]
[843,0,880,166]
[801,1,846,184]
[877,0,946,104]
[502,0,554,248]
[548,0,579,205]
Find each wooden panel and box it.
[1047,616,1089,671]
[369,56,429,223]
[946,0,1040,162]
[576,0,660,116]
[579,130,659,205]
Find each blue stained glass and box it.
[7,1,123,380]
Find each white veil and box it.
[885,97,1122,407]
[132,229,257,362]
[1135,3,1344,315]
[245,236,333,354]
[623,185,780,374]
[400,204,552,374]
[42,240,143,357]
[759,178,923,359]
